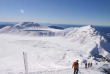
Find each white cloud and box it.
[20,9,24,14]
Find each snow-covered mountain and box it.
[60,25,110,59]
[16,22,40,27]
[0,22,110,74]
[0,22,110,58]
[0,22,59,36]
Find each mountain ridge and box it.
[0,22,110,59]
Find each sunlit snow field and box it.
[0,34,109,74]
[0,23,110,74]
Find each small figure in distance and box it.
[85,63,87,69]
[88,62,90,67]
[90,63,92,67]
[72,60,79,74]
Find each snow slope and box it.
[0,34,109,74]
[0,22,110,74]
[0,22,62,36]
[58,25,110,58]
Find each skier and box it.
[85,63,87,69]
[72,60,79,74]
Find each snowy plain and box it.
[0,22,110,74]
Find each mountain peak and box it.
[15,22,40,27]
[77,25,95,34]
[89,24,93,27]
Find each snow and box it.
[0,22,110,74]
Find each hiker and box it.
[85,63,87,69]
[88,62,90,67]
[72,60,79,74]
[90,63,92,67]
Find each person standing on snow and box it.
[85,63,87,69]
[88,62,90,67]
[72,60,79,74]
[90,63,92,67]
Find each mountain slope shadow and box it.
[90,43,99,56]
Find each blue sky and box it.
[0,0,110,26]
